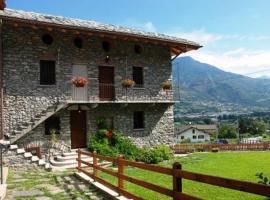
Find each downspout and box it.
[0,19,3,139]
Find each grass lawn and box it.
[98,151,270,200]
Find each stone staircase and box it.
[7,103,68,144]
[50,149,111,171]
[9,144,52,170]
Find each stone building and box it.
[0,3,201,160]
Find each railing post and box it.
[118,154,125,195]
[173,162,182,200]
[93,150,97,181]
[77,148,81,172]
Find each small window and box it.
[192,135,197,139]
[133,111,144,129]
[74,37,83,49]
[42,34,54,45]
[45,116,60,135]
[198,135,205,139]
[134,44,143,54]
[181,136,184,139]
[192,129,195,134]
[102,41,110,52]
[132,66,144,87]
[40,60,56,85]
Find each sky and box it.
[7,0,270,77]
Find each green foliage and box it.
[138,145,173,164]
[256,172,270,185]
[218,124,237,139]
[181,138,191,144]
[249,120,266,135]
[49,129,58,147]
[89,129,173,164]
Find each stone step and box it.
[38,159,46,166]
[31,156,39,162]
[24,152,32,158]
[62,149,88,157]
[17,148,25,154]
[45,163,52,170]
[10,144,18,150]
[13,130,22,135]
[56,154,89,162]
[50,157,93,167]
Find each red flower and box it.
[71,76,88,87]
[106,130,113,138]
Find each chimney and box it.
[0,0,6,10]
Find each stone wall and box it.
[16,110,71,156]
[87,103,174,147]
[3,24,172,135]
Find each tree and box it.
[249,120,266,136]
[203,118,212,125]
[218,124,237,139]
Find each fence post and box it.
[77,148,81,172]
[93,150,97,181]
[118,155,125,195]
[173,162,182,200]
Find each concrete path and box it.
[5,169,112,200]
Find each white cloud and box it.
[121,19,157,32]
[167,29,270,45]
[182,49,270,77]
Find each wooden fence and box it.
[173,143,270,154]
[77,149,270,200]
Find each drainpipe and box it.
[0,18,3,139]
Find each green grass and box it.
[99,151,270,200]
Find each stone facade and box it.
[2,23,174,155]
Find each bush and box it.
[211,147,219,153]
[138,145,173,164]
[181,138,191,144]
[88,129,173,164]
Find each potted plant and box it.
[71,76,88,87]
[122,78,135,88]
[161,80,172,90]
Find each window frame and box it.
[39,60,56,86]
[132,66,144,88]
[192,135,197,139]
[198,135,205,139]
[133,111,145,130]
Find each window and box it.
[133,111,144,129]
[74,37,83,49]
[132,66,144,87]
[40,60,56,85]
[102,41,110,52]
[192,129,195,134]
[198,135,205,139]
[45,116,60,135]
[42,34,54,45]
[134,44,143,54]
[192,135,197,139]
[181,136,184,139]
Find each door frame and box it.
[70,110,87,149]
[98,65,115,101]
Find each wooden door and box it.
[70,110,87,149]
[72,64,88,101]
[99,66,115,101]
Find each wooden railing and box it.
[77,149,270,200]
[173,143,270,154]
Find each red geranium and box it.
[71,76,88,87]
[105,130,113,138]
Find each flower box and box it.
[161,80,172,90]
[72,76,88,87]
[122,79,135,88]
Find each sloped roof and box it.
[0,8,201,54]
[176,125,217,135]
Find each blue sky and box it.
[8,0,270,77]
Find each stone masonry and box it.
[2,23,174,156]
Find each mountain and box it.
[173,57,270,114]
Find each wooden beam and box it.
[60,28,67,33]
[46,27,53,32]
[31,25,38,30]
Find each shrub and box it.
[88,129,173,164]
[138,145,173,164]
[256,172,270,185]
[181,138,191,144]
[211,147,219,153]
